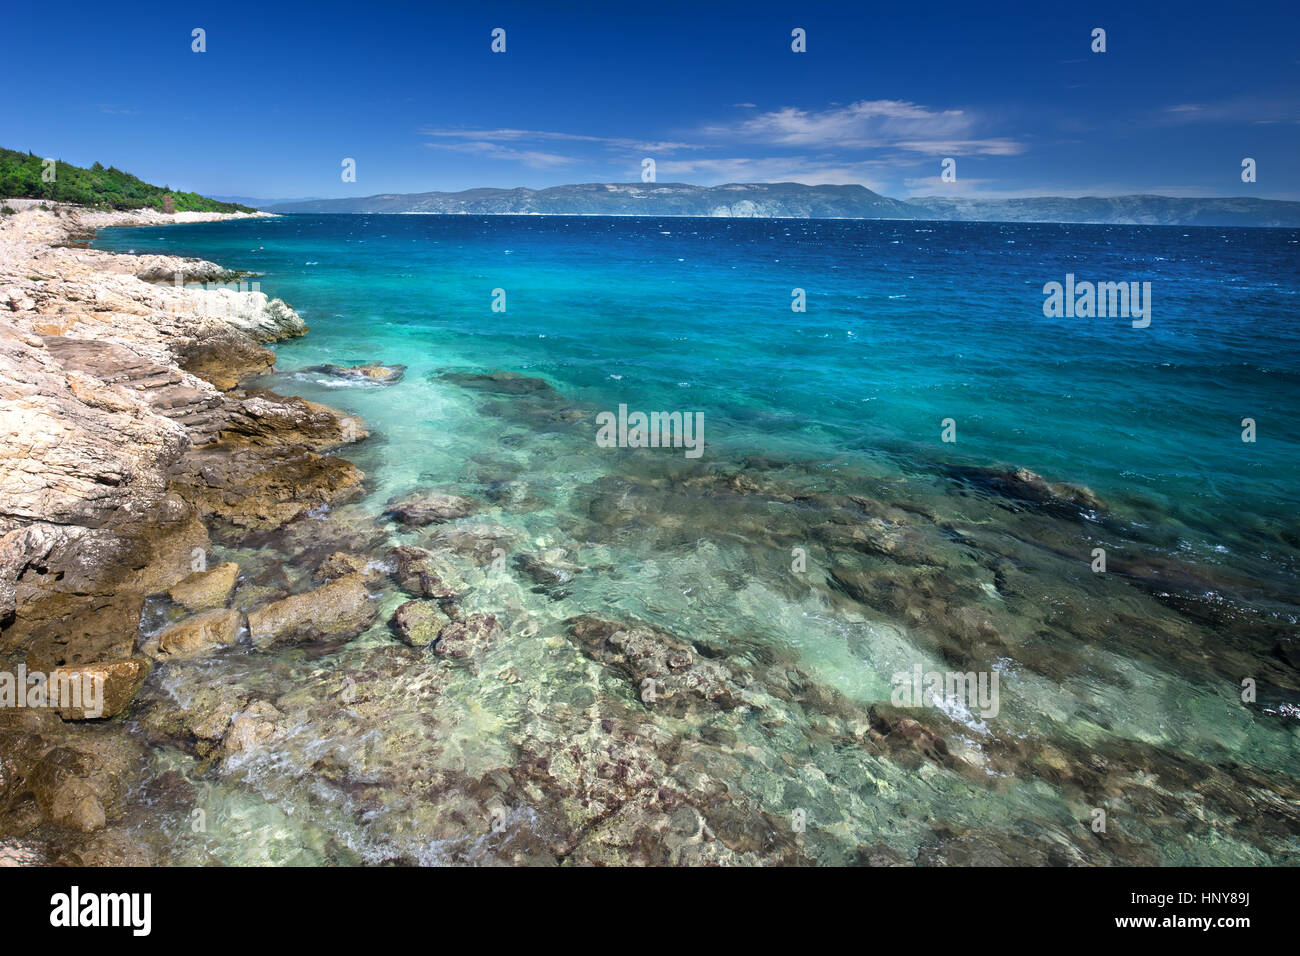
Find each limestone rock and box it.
[167,561,239,610]
[383,490,477,526]
[52,658,151,721]
[157,608,242,658]
[246,573,376,646]
[389,546,464,600]
[389,600,449,647]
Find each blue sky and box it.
[3,0,1297,200]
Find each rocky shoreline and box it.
[1,201,1295,867]
[0,201,369,852]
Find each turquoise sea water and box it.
[95,216,1300,865]
[102,216,1300,552]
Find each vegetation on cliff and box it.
[0,147,256,213]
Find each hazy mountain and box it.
[904,194,1300,227]
[210,195,323,209]
[268,182,912,219]
[267,182,1300,227]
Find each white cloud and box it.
[415,98,1023,186]
[701,100,1025,155]
[424,139,574,168]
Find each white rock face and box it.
[185,288,308,341]
[0,202,319,630]
[708,201,763,217]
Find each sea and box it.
[92,214,1300,865]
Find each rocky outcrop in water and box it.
[247,573,376,647]
[301,363,406,385]
[383,490,478,527]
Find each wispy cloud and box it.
[1157,96,1300,126]
[425,140,574,168]
[420,127,699,155]
[701,100,1025,155]
[416,98,1022,186]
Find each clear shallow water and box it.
[95,216,1300,865]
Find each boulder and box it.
[389,600,449,647]
[305,363,406,385]
[52,658,150,721]
[389,546,463,600]
[157,608,242,658]
[167,562,239,610]
[383,491,477,527]
[246,573,376,646]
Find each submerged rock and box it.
[946,464,1106,516]
[389,546,464,600]
[389,600,449,647]
[302,362,406,385]
[246,573,376,646]
[425,527,515,566]
[866,704,955,769]
[565,615,748,714]
[433,613,501,660]
[220,700,288,766]
[513,549,582,588]
[438,370,553,395]
[383,490,478,527]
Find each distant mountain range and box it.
[211,195,323,209]
[266,182,1300,227]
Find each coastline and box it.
[1,202,1296,867]
[0,201,370,853]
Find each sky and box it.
[2,0,1298,201]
